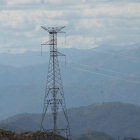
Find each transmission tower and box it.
[40,26,71,140]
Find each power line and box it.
[66,63,140,85]
[68,61,127,75]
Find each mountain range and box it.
[0,46,140,119]
[1,102,140,138]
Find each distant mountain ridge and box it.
[1,102,140,138]
[0,47,140,119]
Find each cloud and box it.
[0,0,140,52]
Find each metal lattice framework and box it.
[40,26,71,140]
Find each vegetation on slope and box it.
[0,129,66,140]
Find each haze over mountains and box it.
[0,45,140,119]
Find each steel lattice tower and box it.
[40,26,71,140]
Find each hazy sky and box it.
[0,0,140,52]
